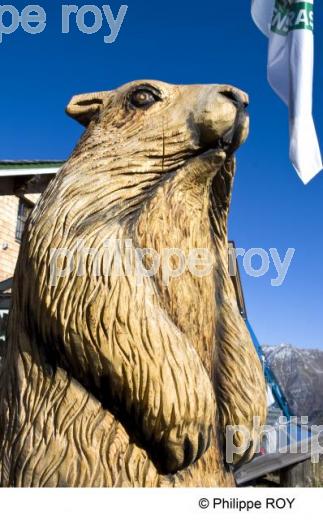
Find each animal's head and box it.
[64,80,249,219]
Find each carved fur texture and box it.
[0,80,267,487]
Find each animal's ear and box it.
[65,91,108,127]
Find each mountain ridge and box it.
[263,344,323,424]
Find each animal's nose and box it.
[217,86,249,109]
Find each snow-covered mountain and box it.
[263,344,323,424]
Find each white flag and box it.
[251,0,322,184]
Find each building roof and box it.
[0,161,65,195]
[0,160,64,168]
[0,160,64,176]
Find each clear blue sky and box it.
[1,1,322,348]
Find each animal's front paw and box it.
[151,421,213,474]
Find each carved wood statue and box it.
[0,80,267,487]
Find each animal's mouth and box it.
[195,108,249,160]
[178,108,249,208]
[223,108,249,155]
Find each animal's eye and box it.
[129,87,161,109]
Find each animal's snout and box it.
[193,84,249,154]
[217,86,249,110]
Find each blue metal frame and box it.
[245,319,292,420]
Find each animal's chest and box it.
[157,255,216,376]
[135,198,217,376]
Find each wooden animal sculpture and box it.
[0,80,267,487]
